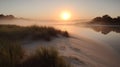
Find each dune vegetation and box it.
[0,40,24,67]
[19,46,71,67]
[0,24,71,67]
[0,40,71,67]
[0,24,69,41]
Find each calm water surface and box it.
[55,25,120,55]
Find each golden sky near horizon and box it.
[0,0,120,20]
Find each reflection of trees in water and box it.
[89,26,120,35]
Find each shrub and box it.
[62,31,69,37]
[21,46,71,67]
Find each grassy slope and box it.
[0,25,69,41]
[0,24,71,67]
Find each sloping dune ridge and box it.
[23,35,120,67]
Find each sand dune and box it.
[23,35,120,67]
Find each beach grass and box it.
[20,46,71,67]
[0,40,24,67]
[0,25,69,41]
[0,24,71,67]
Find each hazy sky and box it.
[0,0,120,20]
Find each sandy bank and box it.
[22,35,120,67]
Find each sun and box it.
[61,11,71,20]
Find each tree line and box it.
[90,15,120,25]
[0,14,15,20]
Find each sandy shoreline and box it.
[22,35,120,67]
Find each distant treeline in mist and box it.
[89,15,120,25]
[0,14,16,20]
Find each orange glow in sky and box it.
[60,11,71,20]
[0,0,119,20]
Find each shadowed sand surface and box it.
[23,35,120,67]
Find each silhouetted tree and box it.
[90,15,120,25]
[117,16,120,22]
[92,17,102,21]
[0,14,15,20]
[102,15,112,22]
[6,15,15,19]
[0,14,5,19]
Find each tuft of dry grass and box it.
[0,40,24,67]
[21,46,71,67]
